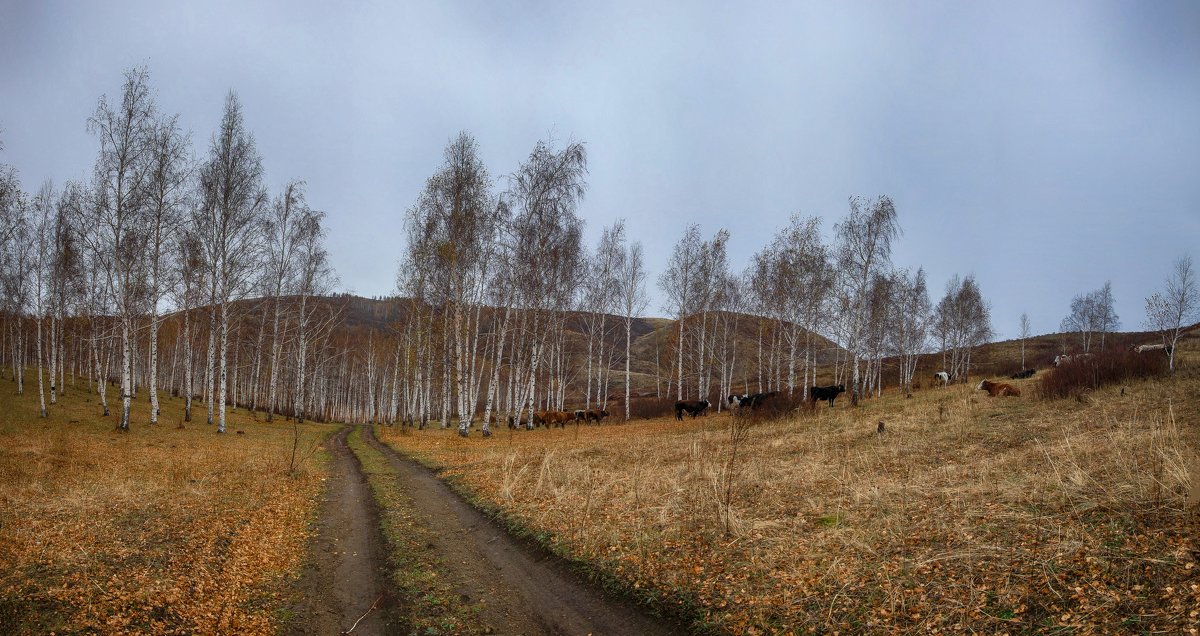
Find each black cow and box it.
[732,391,778,410]
[675,400,710,420]
[809,384,845,407]
[1010,368,1036,379]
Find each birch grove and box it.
[0,65,1055,434]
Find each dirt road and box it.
[287,425,397,635]
[362,425,680,636]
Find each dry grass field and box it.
[379,352,1200,633]
[0,380,335,635]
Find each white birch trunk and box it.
[217,301,229,433]
[36,315,48,418]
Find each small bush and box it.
[1037,349,1168,400]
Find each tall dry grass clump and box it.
[1038,349,1169,400]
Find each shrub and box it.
[1037,349,1168,400]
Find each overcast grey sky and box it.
[2,0,1197,340]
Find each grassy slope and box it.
[0,374,335,635]
[378,346,1200,633]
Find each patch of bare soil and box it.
[363,426,679,636]
[287,425,398,635]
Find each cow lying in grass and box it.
[675,400,710,420]
[1010,368,1036,379]
[810,384,845,406]
[977,379,1021,397]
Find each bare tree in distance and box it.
[835,195,900,405]
[615,228,648,421]
[507,137,587,429]
[142,113,191,425]
[1061,281,1119,353]
[1018,312,1032,368]
[402,132,500,437]
[1145,255,1198,372]
[261,179,308,422]
[659,225,703,400]
[889,267,930,394]
[30,182,55,417]
[933,273,993,382]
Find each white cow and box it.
[933,371,951,386]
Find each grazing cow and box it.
[1010,368,1036,379]
[933,371,951,386]
[977,379,1021,397]
[538,410,576,428]
[1134,343,1171,355]
[810,384,846,406]
[585,408,609,423]
[730,391,778,410]
[675,400,710,420]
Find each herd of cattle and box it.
[500,343,1174,428]
[505,408,610,428]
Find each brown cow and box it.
[537,410,575,428]
[586,408,609,423]
[977,379,1021,397]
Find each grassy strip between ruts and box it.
[344,425,487,635]
[373,425,709,633]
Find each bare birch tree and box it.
[1061,282,1119,353]
[834,196,900,405]
[1145,255,1198,372]
[261,179,308,421]
[401,132,500,436]
[659,225,702,400]
[615,230,648,420]
[933,274,992,381]
[198,92,267,433]
[1018,312,1031,368]
[141,114,191,424]
[86,67,157,431]
[508,138,587,429]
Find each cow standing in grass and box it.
[675,400,709,420]
[810,385,845,406]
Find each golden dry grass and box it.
[0,376,336,635]
[379,355,1200,634]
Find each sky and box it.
[1,0,1197,341]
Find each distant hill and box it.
[217,293,1198,396]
